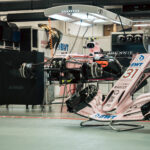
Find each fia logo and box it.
[137,55,144,61]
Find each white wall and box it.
[58,35,84,54]
[57,35,111,55]
[97,36,111,51]
[66,22,103,37]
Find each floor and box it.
[0,104,150,150]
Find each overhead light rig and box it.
[44,5,132,26]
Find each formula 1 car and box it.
[47,54,123,84]
[20,53,123,83]
[66,54,150,131]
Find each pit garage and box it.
[0,1,150,150]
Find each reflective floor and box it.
[0,103,83,119]
[0,103,150,150]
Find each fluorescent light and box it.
[49,14,72,21]
[110,20,126,25]
[74,21,91,26]
[112,20,121,24]
[72,13,96,21]
[132,20,150,23]
[134,24,150,27]
[90,13,107,19]
[94,19,107,23]
[72,13,107,23]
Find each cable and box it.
[69,21,82,54]
[118,14,126,37]
[82,26,89,39]
[82,26,89,54]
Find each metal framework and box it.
[80,119,144,132]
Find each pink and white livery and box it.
[66,54,150,131]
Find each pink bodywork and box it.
[76,54,150,121]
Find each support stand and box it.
[80,119,144,132]
[80,119,110,127]
[42,81,52,112]
[61,84,67,112]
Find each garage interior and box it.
[0,0,150,150]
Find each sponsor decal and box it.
[58,43,69,51]
[137,55,144,61]
[123,68,139,79]
[94,113,117,119]
[130,55,144,67]
[130,63,143,67]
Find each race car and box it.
[66,54,150,131]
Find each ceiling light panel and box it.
[90,13,107,19]
[44,5,132,26]
[49,14,72,21]
[94,19,107,23]
[74,21,91,26]
[72,13,96,21]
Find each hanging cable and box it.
[69,20,82,54]
[68,26,89,61]
[82,27,89,55]
[82,26,89,39]
[118,14,126,37]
